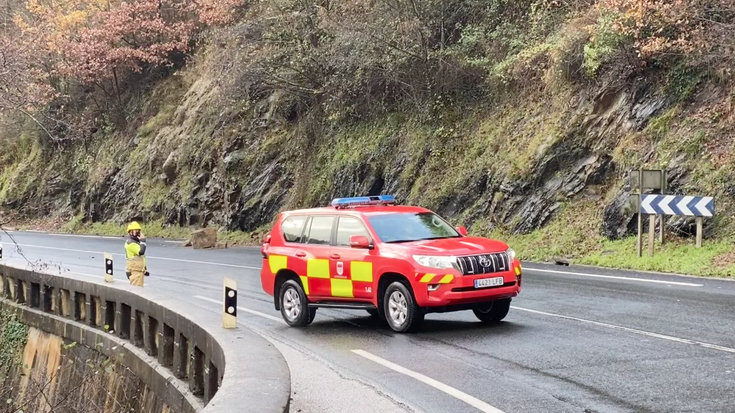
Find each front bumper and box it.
[413,265,522,308]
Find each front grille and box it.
[456,252,510,276]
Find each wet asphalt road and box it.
[2,231,735,413]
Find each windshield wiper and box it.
[385,239,419,244]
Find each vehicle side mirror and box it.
[457,226,468,236]
[350,235,372,249]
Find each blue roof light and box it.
[331,195,397,209]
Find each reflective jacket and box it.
[125,235,147,264]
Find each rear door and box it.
[329,215,375,301]
[274,214,309,293]
[300,215,337,299]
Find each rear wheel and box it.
[383,281,424,333]
[279,279,316,327]
[473,299,511,323]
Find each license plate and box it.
[474,277,504,289]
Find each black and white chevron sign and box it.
[641,195,715,217]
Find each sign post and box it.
[659,171,666,245]
[631,169,666,257]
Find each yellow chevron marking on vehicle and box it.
[438,275,454,284]
[420,274,435,283]
[300,276,310,295]
[268,255,288,273]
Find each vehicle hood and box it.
[388,236,509,255]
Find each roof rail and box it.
[331,195,397,209]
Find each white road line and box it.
[8,231,183,244]
[525,268,703,287]
[195,295,286,324]
[513,306,735,354]
[157,278,220,291]
[352,349,505,413]
[11,243,261,270]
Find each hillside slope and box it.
[1,0,734,276]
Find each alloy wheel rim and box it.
[388,291,408,326]
[283,288,301,321]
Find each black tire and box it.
[383,281,424,333]
[279,279,314,327]
[473,298,511,323]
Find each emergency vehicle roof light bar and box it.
[331,195,397,209]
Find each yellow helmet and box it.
[127,221,142,232]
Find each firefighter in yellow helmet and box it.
[125,221,148,287]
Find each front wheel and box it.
[279,279,316,327]
[473,298,511,323]
[383,281,424,333]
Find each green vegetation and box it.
[0,309,28,377]
[583,10,629,76]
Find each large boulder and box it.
[161,151,178,183]
[191,228,217,249]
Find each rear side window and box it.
[305,216,335,245]
[335,217,370,247]
[282,216,307,243]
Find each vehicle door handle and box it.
[295,252,306,258]
[330,254,341,260]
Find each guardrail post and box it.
[104,253,114,283]
[223,278,237,329]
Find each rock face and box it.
[3,61,703,243]
[191,228,217,249]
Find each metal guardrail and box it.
[0,264,290,413]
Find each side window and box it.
[336,217,370,247]
[305,216,334,245]
[282,216,307,243]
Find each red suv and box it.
[260,195,522,333]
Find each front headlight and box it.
[413,255,458,270]
[506,248,516,261]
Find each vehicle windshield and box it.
[367,212,460,243]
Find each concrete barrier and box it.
[0,264,291,413]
